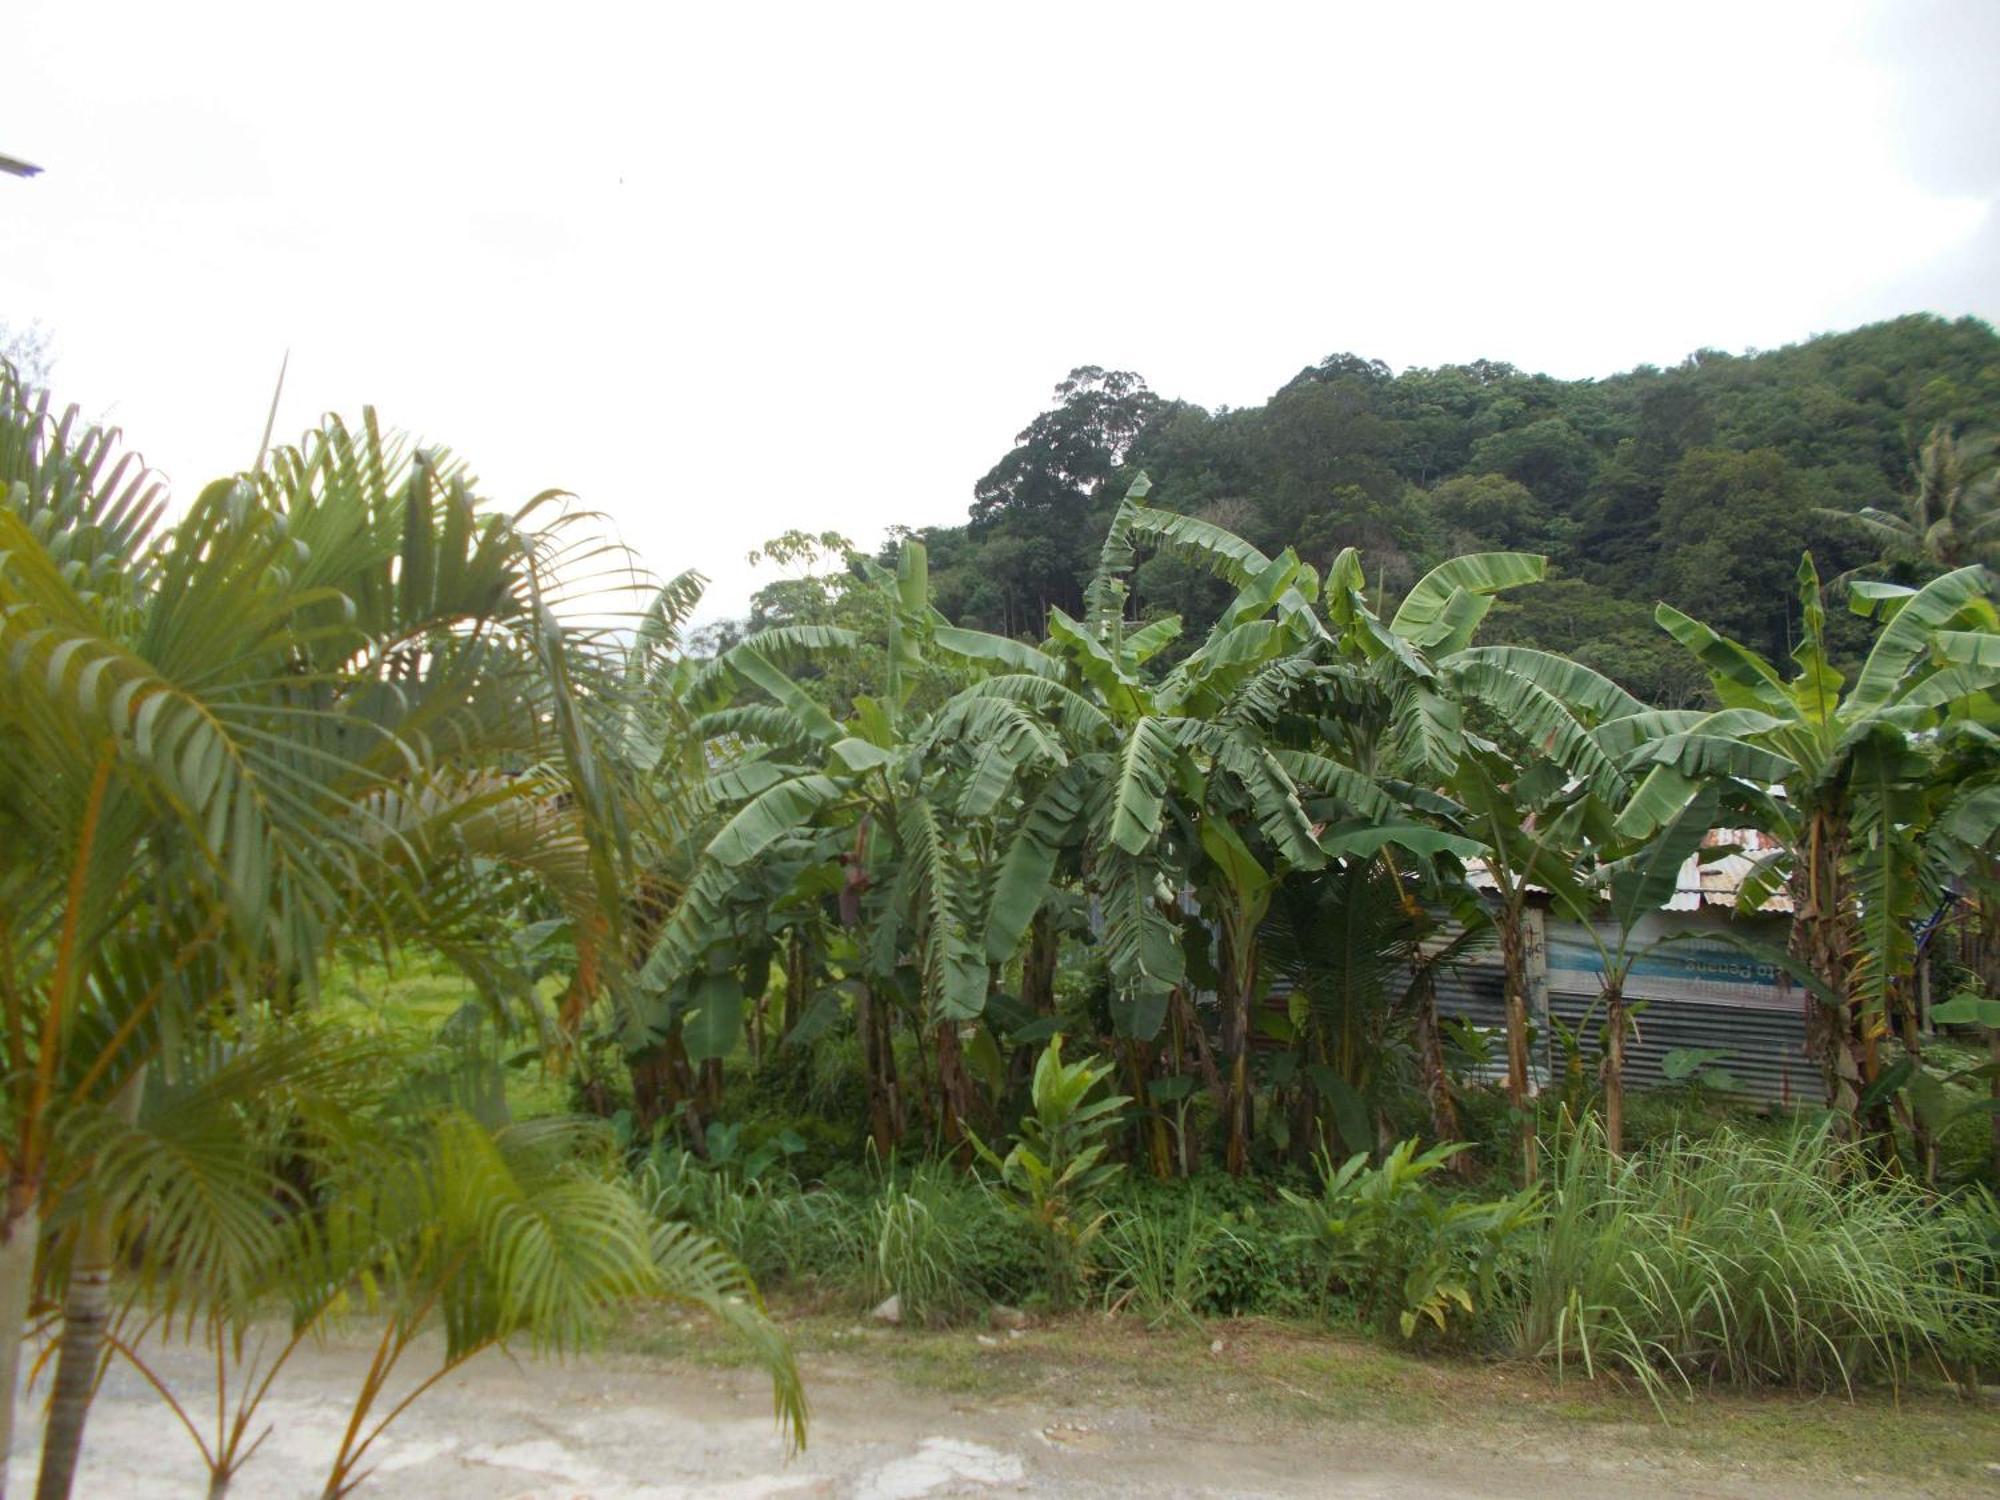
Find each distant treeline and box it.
[886,314,1999,705]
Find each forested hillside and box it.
[897,315,2000,705]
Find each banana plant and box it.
[1313,544,1651,1182]
[639,542,1010,1150]
[1620,554,2000,1130]
[1549,785,1723,1154]
[942,477,1367,1173]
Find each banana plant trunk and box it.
[1495,899,1537,1185]
[1990,1022,2000,1188]
[1409,972,1468,1173]
[1124,1040,1173,1180]
[780,928,813,1044]
[933,1022,977,1153]
[1789,807,1873,1134]
[1602,979,1626,1157]
[1219,918,1257,1177]
[1022,909,1058,1019]
[1171,988,1216,1175]
[1898,976,1936,1182]
[855,981,901,1156]
[0,1190,38,1500]
[630,1029,704,1147]
[1973,872,2000,1183]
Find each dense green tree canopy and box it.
[920,315,2000,705]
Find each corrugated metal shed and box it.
[1258,828,1813,1104]
[1430,871,1810,1106]
[1464,828,1793,913]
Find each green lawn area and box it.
[321,958,573,1120]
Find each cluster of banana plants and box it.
[623,467,1998,1188]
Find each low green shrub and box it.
[1109,1171,1308,1317]
[1283,1139,1541,1340]
[972,1034,1129,1308]
[1513,1118,2000,1399]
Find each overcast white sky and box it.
[6,0,1997,617]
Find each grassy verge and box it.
[323,959,571,1119]
[612,1305,2000,1492]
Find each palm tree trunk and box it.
[0,1191,38,1500]
[36,1066,143,1500]
[34,1209,111,1500]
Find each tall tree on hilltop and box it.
[967,368,1162,631]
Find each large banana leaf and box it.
[933,624,1063,678]
[1446,655,1627,800]
[1605,784,1720,935]
[1444,645,1646,724]
[705,773,848,867]
[1107,716,1178,855]
[1388,682,1463,782]
[1272,748,1396,821]
[1047,607,1147,719]
[1173,721,1323,869]
[1121,502,1274,590]
[943,672,1113,741]
[897,796,988,1020]
[1849,564,1997,714]
[1654,602,1793,715]
[1390,552,1545,650]
[1096,853,1184,1038]
[983,761,1093,960]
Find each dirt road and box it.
[11,1330,1981,1500]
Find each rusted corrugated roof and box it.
[1464,827,1791,914]
[1683,827,1792,913]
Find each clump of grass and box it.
[867,1161,997,1325]
[1100,1193,1243,1328]
[636,1144,868,1288]
[1513,1117,2000,1401]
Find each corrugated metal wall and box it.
[1431,908,1814,1105]
[1543,989,1814,1102]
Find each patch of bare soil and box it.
[6,1329,1993,1498]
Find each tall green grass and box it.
[1514,1119,2000,1399]
[867,1161,1010,1324]
[1100,1195,1245,1328]
[638,1148,1026,1319]
[635,1146,868,1287]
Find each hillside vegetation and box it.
[884,315,2000,705]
